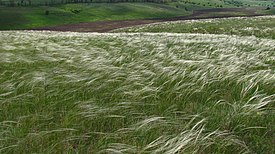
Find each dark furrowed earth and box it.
[31,8,264,32]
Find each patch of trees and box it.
[1,0,31,6]
[181,0,224,8]
[224,0,244,7]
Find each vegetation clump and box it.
[71,9,81,14]
[45,10,49,15]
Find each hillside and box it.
[0,1,275,30]
[0,1,274,153]
[0,3,190,30]
[1,0,275,7]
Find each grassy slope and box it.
[0,31,274,153]
[0,1,274,30]
[1,0,275,6]
[114,16,275,39]
[0,3,192,30]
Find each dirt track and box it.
[32,8,264,32]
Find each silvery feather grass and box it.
[113,15,275,39]
[0,31,274,153]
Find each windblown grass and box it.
[0,31,274,153]
[114,15,275,39]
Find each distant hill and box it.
[0,0,274,8]
[0,1,274,30]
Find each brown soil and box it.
[32,8,264,33]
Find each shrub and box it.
[45,10,49,15]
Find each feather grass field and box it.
[113,15,275,39]
[0,31,274,153]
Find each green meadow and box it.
[0,3,191,30]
